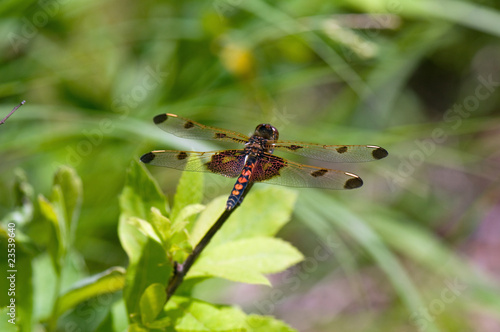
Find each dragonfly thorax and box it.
[245,135,274,156]
[247,124,278,155]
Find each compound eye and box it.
[254,124,279,140]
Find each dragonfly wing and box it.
[140,149,246,178]
[152,113,249,144]
[251,154,363,189]
[273,141,388,163]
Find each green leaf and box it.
[148,316,172,329]
[189,196,226,248]
[128,323,148,332]
[127,217,163,245]
[110,299,128,332]
[149,206,193,247]
[37,195,58,235]
[166,297,247,331]
[247,315,297,332]
[35,167,83,275]
[52,166,83,241]
[140,283,166,325]
[119,215,146,267]
[149,207,172,244]
[119,216,172,322]
[150,208,192,262]
[56,267,126,318]
[94,310,114,332]
[174,204,205,228]
[189,237,304,285]
[32,253,57,323]
[38,195,62,273]
[190,187,298,248]
[118,162,173,320]
[119,160,168,220]
[56,291,122,332]
[171,156,204,223]
[50,186,68,255]
[7,168,34,225]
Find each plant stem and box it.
[0,100,25,125]
[165,183,254,302]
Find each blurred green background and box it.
[2,0,500,331]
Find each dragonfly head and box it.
[254,124,279,140]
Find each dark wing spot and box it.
[177,151,188,160]
[311,169,328,177]
[184,121,194,129]
[336,146,348,154]
[140,152,156,163]
[153,114,168,124]
[204,150,246,177]
[287,144,303,151]
[344,177,363,189]
[215,133,227,139]
[250,155,287,182]
[372,147,388,160]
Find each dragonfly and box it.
[141,113,388,210]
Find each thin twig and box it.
[165,183,254,302]
[0,100,26,125]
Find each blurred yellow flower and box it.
[220,43,255,79]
